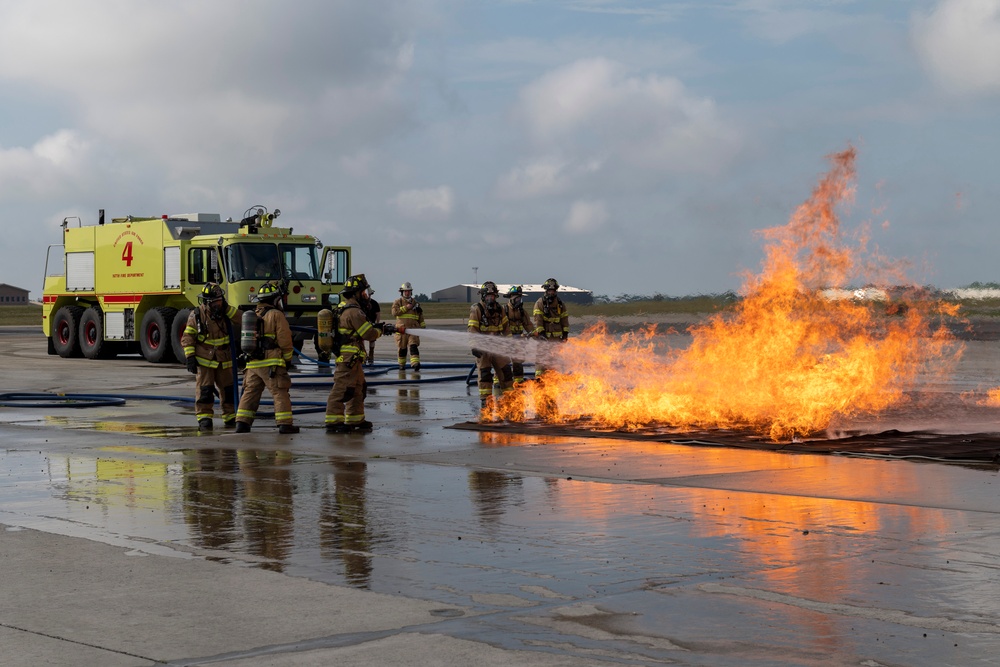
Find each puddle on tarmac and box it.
[4,440,1000,664]
[0,444,997,598]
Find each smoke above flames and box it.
[488,146,963,441]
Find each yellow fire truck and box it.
[42,206,350,362]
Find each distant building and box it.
[431,283,593,305]
[0,283,30,305]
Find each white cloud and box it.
[495,157,603,199]
[391,186,455,220]
[912,0,1000,94]
[512,58,742,178]
[0,1,419,183]
[32,130,89,166]
[564,199,608,234]
[461,35,699,85]
[737,1,858,44]
[0,129,95,199]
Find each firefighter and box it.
[362,286,381,366]
[503,285,532,383]
[326,274,392,433]
[182,283,241,431]
[391,281,425,370]
[235,282,299,434]
[468,281,513,407]
[531,277,570,376]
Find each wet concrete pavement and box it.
[2,325,1000,665]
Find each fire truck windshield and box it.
[224,243,322,283]
[225,243,282,282]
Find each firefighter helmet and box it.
[199,282,225,304]
[342,273,370,297]
[543,278,559,291]
[254,281,284,303]
[505,285,523,299]
[400,281,412,293]
[480,281,498,298]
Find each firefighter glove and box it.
[381,322,398,335]
[186,356,199,374]
[471,348,482,358]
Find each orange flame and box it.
[490,147,962,440]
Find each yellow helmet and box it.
[342,273,370,296]
[200,282,225,303]
[254,281,284,303]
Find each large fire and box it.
[491,147,962,440]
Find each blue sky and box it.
[1,0,999,299]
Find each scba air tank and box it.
[316,308,334,352]
[241,309,259,356]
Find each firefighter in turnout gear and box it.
[468,281,513,407]
[503,285,532,383]
[182,283,241,431]
[391,281,425,370]
[532,278,570,376]
[326,274,389,433]
[235,282,299,434]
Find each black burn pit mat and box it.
[447,421,1000,466]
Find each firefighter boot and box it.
[278,424,300,435]
[235,421,251,433]
[326,423,349,434]
[353,420,374,431]
[224,419,236,429]
[479,396,497,423]
[198,418,213,432]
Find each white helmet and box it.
[400,281,412,292]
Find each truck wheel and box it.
[52,306,85,358]
[140,307,178,363]
[171,308,192,364]
[79,307,115,359]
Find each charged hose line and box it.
[0,392,128,408]
[0,363,476,420]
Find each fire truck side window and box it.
[278,244,320,281]
[188,248,210,284]
[323,249,348,284]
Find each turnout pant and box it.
[237,367,294,426]
[510,357,526,382]
[195,365,236,422]
[395,331,421,367]
[326,361,368,426]
[477,352,513,399]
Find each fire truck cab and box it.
[42,206,349,363]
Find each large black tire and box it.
[52,306,85,358]
[139,307,178,363]
[79,307,117,359]
[171,308,192,364]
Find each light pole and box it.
[472,267,478,285]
